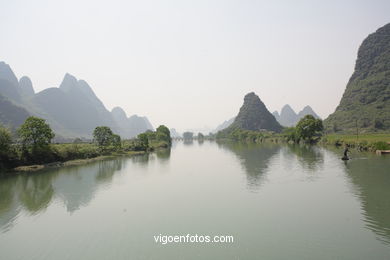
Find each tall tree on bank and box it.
[18,116,55,148]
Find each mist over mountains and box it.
[272,105,320,127]
[0,61,153,139]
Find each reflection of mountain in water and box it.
[284,144,324,172]
[0,158,125,231]
[343,157,390,244]
[218,142,280,188]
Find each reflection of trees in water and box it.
[130,154,150,165]
[343,157,390,245]
[96,159,124,183]
[156,148,171,163]
[217,142,281,189]
[285,144,324,172]
[0,176,21,232]
[19,172,55,213]
[53,159,124,213]
[0,158,125,230]
[183,139,194,146]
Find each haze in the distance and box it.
[1,0,389,132]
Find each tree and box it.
[295,115,323,143]
[197,133,204,140]
[93,126,114,147]
[111,134,121,149]
[18,116,55,147]
[282,127,298,143]
[156,125,171,144]
[0,125,12,154]
[183,132,193,140]
[137,132,149,149]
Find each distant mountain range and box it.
[0,61,153,139]
[272,105,320,127]
[325,23,390,132]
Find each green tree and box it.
[93,126,114,147]
[183,132,193,140]
[156,125,171,144]
[283,127,298,143]
[137,132,149,149]
[295,115,323,143]
[197,133,204,140]
[0,125,12,153]
[18,116,55,148]
[111,134,121,150]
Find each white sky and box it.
[1,0,389,132]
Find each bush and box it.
[372,141,390,150]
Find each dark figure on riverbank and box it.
[342,146,350,160]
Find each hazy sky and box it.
[1,0,389,132]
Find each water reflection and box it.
[217,142,280,189]
[183,139,194,146]
[0,158,126,232]
[156,148,171,162]
[284,144,324,172]
[343,156,390,244]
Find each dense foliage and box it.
[325,23,390,132]
[18,116,55,148]
[295,115,324,143]
[136,125,172,149]
[93,126,115,147]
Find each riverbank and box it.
[214,131,390,153]
[320,133,390,151]
[1,140,171,174]
[11,150,147,173]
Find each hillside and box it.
[0,62,154,138]
[0,94,30,129]
[325,23,390,132]
[224,92,283,133]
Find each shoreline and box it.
[9,151,147,174]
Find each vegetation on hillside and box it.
[227,92,283,133]
[325,23,390,132]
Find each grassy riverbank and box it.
[214,127,390,152]
[12,150,146,172]
[320,133,390,151]
[1,140,171,173]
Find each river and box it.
[0,141,389,259]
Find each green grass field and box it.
[322,133,390,150]
[324,133,390,143]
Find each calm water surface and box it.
[0,141,389,259]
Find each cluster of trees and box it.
[0,116,56,167]
[183,132,194,140]
[93,126,121,150]
[216,126,268,142]
[137,125,172,150]
[214,115,324,144]
[0,116,172,170]
[283,115,324,144]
